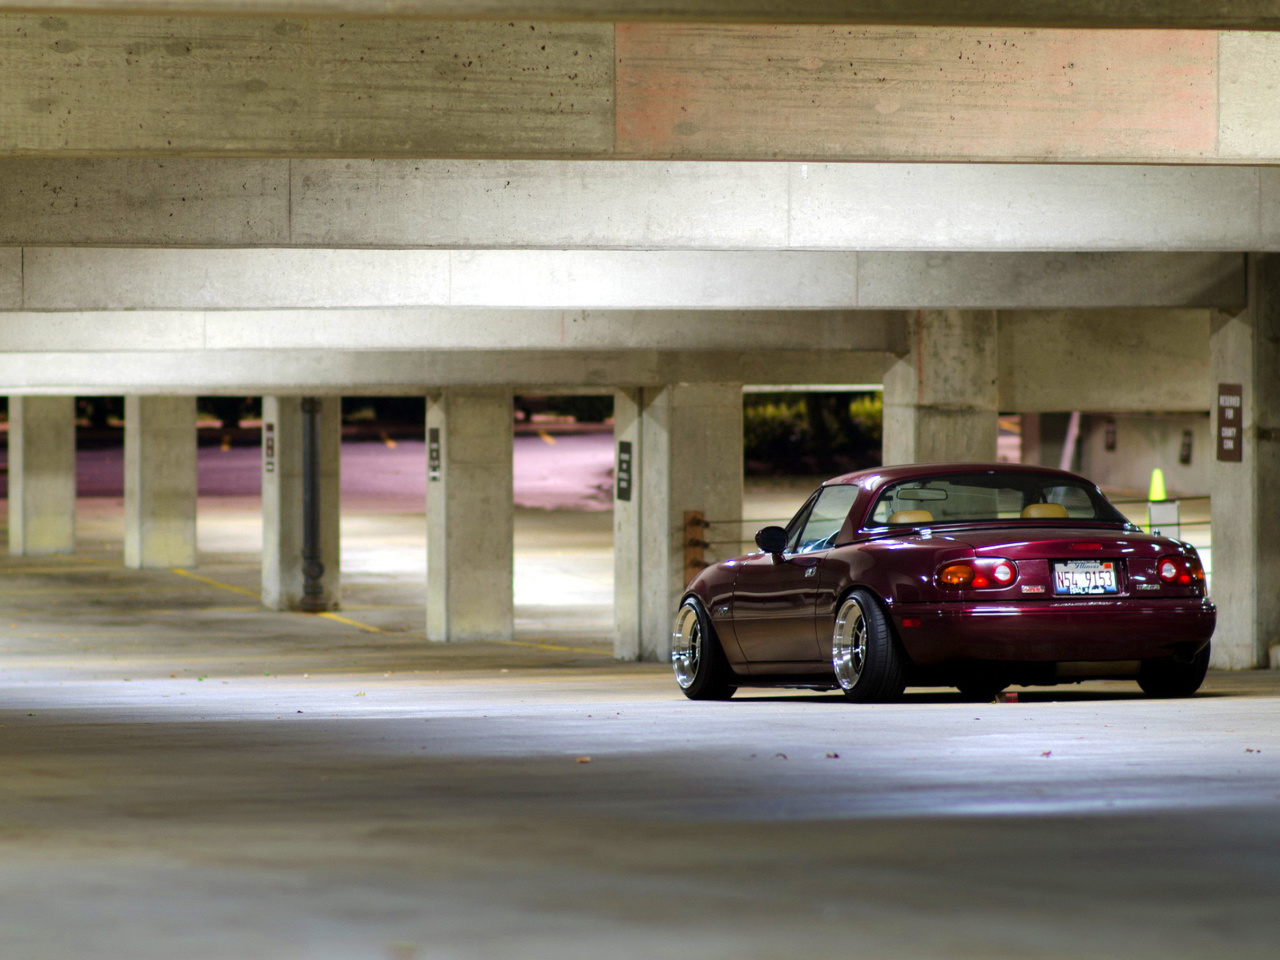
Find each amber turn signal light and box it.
[939,558,1018,590]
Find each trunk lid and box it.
[945,525,1204,600]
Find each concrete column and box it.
[124,395,196,569]
[426,388,514,642]
[1209,254,1280,669]
[612,388,643,660]
[261,396,342,611]
[636,383,743,663]
[7,396,76,556]
[882,310,999,465]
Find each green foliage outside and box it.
[744,391,882,474]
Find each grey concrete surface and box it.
[7,249,1245,312]
[6,160,1280,252]
[0,484,1276,959]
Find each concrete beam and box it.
[0,348,898,395]
[882,311,999,465]
[0,160,1271,251]
[998,310,1213,413]
[6,249,1245,311]
[2,18,1280,163]
[0,309,900,353]
[5,160,1279,252]
[2,2,1278,30]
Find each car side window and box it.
[783,491,820,553]
[794,485,860,553]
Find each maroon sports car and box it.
[672,463,1215,702]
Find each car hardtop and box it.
[822,461,1097,494]
[809,462,1133,541]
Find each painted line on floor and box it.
[495,639,613,656]
[171,568,260,599]
[317,612,385,634]
[172,570,387,633]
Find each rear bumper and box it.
[890,598,1216,666]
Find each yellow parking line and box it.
[537,430,557,445]
[496,639,612,656]
[171,570,387,632]
[317,612,384,634]
[171,568,259,599]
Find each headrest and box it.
[888,509,934,524]
[1021,502,1068,519]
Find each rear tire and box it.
[671,598,737,701]
[831,589,907,703]
[1138,643,1210,698]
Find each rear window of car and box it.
[866,473,1127,527]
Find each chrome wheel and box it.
[671,603,703,690]
[832,596,869,691]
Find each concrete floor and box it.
[1,479,1277,959]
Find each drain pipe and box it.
[299,396,326,612]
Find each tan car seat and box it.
[1021,502,1068,519]
[888,509,934,524]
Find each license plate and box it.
[1053,560,1118,596]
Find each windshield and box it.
[867,473,1129,527]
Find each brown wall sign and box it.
[1217,383,1243,462]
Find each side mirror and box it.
[755,526,789,556]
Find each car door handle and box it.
[804,567,818,578]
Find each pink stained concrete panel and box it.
[615,25,1218,162]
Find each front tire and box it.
[831,589,907,703]
[671,599,737,701]
[1138,643,1210,698]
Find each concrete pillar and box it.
[124,395,197,569]
[613,388,643,660]
[261,396,342,611]
[1209,254,1280,669]
[7,396,76,556]
[426,388,514,642]
[882,310,999,465]
[634,383,743,663]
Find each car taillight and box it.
[938,558,1017,590]
[1158,555,1205,585]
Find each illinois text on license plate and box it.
[1053,559,1118,595]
